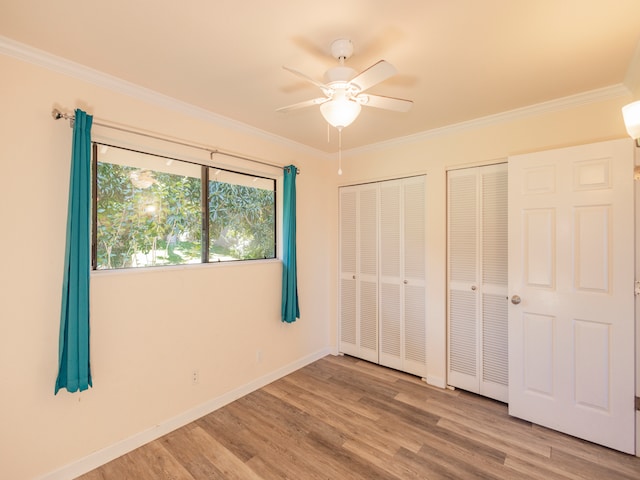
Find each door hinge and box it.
[635,280,640,296]
[636,396,640,411]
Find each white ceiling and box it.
[2,0,639,153]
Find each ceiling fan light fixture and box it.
[320,97,361,129]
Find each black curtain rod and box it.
[51,108,299,174]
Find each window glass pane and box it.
[96,146,202,269]
[208,168,275,261]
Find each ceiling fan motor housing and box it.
[323,66,358,87]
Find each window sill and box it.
[90,257,281,277]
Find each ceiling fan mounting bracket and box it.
[330,38,354,61]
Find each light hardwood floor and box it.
[78,355,640,479]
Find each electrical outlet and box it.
[192,369,199,385]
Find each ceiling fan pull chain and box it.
[338,127,343,175]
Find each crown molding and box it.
[0,35,327,161]
[1,35,632,161]
[346,83,632,156]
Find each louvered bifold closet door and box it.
[339,184,379,362]
[480,166,508,402]
[379,176,427,377]
[402,176,427,377]
[447,164,508,402]
[379,180,403,371]
[447,170,479,393]
[339,187,358,356]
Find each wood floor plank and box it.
[358,393,441,430]
[76,355,640,480]
[530,422,640,477]
[282,367,365,405]
[503,455,575,480]
[117,441,195,480]
[394,391,554,458]
[266,375,425,455]
[295,389,423,454]
[161,425,262,480]
[219,419,330,478]
[372,404,509,475]
[436,417,554,468]
[341,438,428,480]
[223,391,357,479]
[394,446,481,480]
[195,411,257,463]
[547,447,640,480]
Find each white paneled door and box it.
[508,139,635,454]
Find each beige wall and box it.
[0,54,333,480]
[1,49,637,479]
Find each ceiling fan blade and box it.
[282,66,327,90]
[359,94,413,112]
[276,97,328,113]
[349,60,397,92]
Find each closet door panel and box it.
[379,181,403,369]
[403,176,427,377]
[339,188,358,355]
[448,171,480,391]
[480,167,508,401]
[357,185,379,362]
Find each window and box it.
[93,144,276,270]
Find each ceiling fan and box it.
[277,39,413,129]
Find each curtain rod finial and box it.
[52,108,63,120]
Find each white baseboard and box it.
[38,347,332,480]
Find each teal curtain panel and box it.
[55,109,93,394]
[281,165,300,323]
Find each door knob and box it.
[471,285,477,291]
[511,295,522,305]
